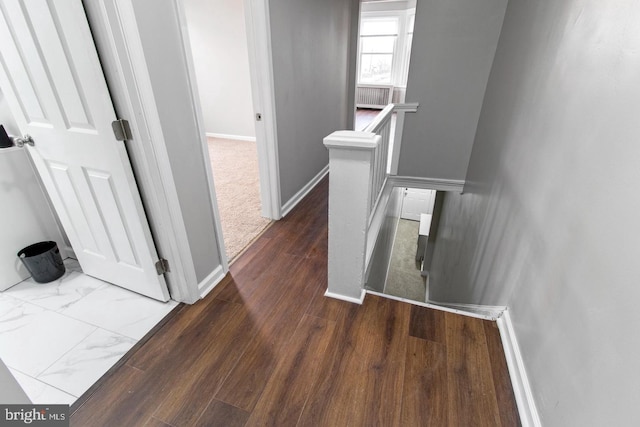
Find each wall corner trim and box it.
[496,309,542,427]
[244,0,281,220]
[281,164,329,217]
[197,265,228,300]
[324,288,366,305]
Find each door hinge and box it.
[111,119,132,141]
[155,258,170,275]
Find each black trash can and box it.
[17,241,66,283]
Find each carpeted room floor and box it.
[384,219,427,302]
[207,137,272,261]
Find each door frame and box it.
[85,0,283,301]
[84,0,227,303]
[243,0,282,219]
[174,0,231,283]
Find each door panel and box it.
[401,188,436,221]
[0,0,169,301]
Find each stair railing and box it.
[323,103,418,302]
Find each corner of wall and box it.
[280,164,329,217]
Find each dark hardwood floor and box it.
[70,177,520,427]
[355,108,381,131]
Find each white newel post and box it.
[323,131,381,303]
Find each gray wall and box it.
[183,0,255,138]
[397,0,507,181]
[269,0,358,205]
[0,358,30,404]
[429,0,640,424]
[132,0,223,283]
[345,0,359,131]
[428,191,486,304]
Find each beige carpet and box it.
[384,219,426,302]
[207,137,272,261]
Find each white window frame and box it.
[358,15,400,85]
[358,9,415,88]
[399,11,415,87]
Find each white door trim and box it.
[244,0,282,219]
[84,0,202,303]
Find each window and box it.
[359,18,399,84]
[357,8,415,88]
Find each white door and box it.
[401,188,436,221]
[0,0,169,301]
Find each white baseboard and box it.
[496,309,541,427]
[427,300,506,320]
[281,164,329,217]
[366,290,498,321]
[62,245,76,260]
[206,132,256,142]
[324,288,366,305]
[197,265,227,298]
[388,175,465,192]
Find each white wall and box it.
[183,0,255,139]
[0,149,66,290]
[397,0,507,181]
[429,0,640,424]
[131,0,223,284]
[269,0,359,205]
[0,93,68,289]
[0,88,19,135]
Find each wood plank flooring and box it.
[70,177,520,427]
[355,108,381,130]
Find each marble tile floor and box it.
[0,259,177,405]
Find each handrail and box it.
[389,102,419,174]
[364,103,395,134]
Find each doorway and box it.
[0,1,170,302]
[383,188,437,303]
[0,1,178,405]
[0,105,175,405]
[183,0,273,262]
[354,0,416,129]
[206,138,271,260]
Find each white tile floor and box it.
[0,259,177,405]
